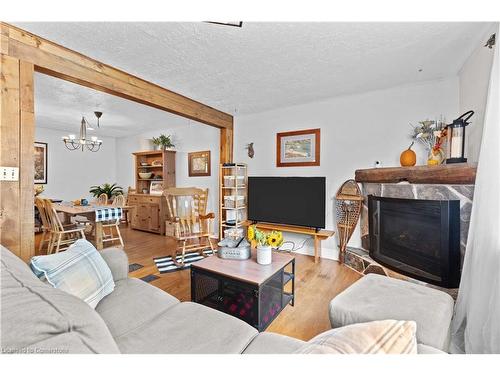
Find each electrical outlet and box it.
[0,167,19,181]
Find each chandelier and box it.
[62,112,103,152]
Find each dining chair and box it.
[164,187,215,266]
[123,187,136,224]
[101,194,125,247]
[97,193,108,206]
[112,194,126,207]
[35,197,53,253]
[112,194,129,224]
[43,199,86,253]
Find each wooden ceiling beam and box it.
[1,22,233,129]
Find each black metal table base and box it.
[191,259,295,332]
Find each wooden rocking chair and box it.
[164,187,215,266]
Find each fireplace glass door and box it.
[368,195,460,288]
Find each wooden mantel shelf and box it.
[355,163,477,185]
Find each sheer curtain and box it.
[450,26,500,354]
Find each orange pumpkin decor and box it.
[400,142,417,167]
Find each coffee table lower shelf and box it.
[191,261,295,332]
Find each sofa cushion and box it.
[95,278,180,338]
[30,239,115,308]
[243,332,305,354]
[417,344,446,354]
[1,245,44,287]
[115,302,258,354]
[296,320,417,354]
[1,246,119,354]
[99,247,129,282]
[329,274,454,351]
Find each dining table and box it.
[53,203,132,250]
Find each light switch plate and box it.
[0,166,19,181]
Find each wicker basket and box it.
[224,195,245,208]
[223,176,245,187]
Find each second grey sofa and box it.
[329,273,453,354]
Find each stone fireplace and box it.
[345,163,476,294]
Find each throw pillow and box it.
[30,239,115,308]
[296,320,417,354]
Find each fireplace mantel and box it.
[355,163,477,185]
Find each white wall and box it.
[460,25,497,163]
[234,78,460,260]
[35,127,117,201]
[115,121,220,235]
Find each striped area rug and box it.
[153,249,215,273]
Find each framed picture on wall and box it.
[276,128,320,167]
[34,142,48,184]
[188,151,211,177]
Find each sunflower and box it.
[267,231,283,248]
[247,225,255,241]
[276,231,283,243]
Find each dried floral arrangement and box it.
[410,119,448,164]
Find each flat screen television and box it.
[248,177,326,229]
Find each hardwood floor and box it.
[36,225,362,341]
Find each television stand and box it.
[243,221,334,263]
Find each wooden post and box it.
[220,126,233,164]
[0,55,35,261]
[19,61,35,261]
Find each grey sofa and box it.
[1,246,444,354]
[1,245,304,354]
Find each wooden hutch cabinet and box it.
[129,150,176,235]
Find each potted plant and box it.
[247,225,283,265]
[89,183,124,201]
[152,134,175,150]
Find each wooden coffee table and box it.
[191,249,295,331]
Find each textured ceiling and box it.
[35,73,190,137]
[20,22,492,136]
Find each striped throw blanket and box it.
[95,207,122,222]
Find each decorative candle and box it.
[450,127,463,158]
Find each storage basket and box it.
[224,227,245,239]
[224,195,245,208]
[223,176,245,187]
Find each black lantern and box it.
[446,110,474,164]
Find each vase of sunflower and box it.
[247,225,283,265]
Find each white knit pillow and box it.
[296,320,418,354]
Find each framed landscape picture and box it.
[34,142,48,184]
[188,151,211,177]
[276,128,320,167]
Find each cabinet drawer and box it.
[129,194,161,204]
